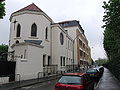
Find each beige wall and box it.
[13,44,43,80]
[51,24,73,71]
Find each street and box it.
[15,79,58,90]
[14,68,120,90]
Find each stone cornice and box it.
[11,42,44,49]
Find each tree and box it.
[0,44,8,61]
[95,58,107,66]
[103,0,120,81]
[0,0,5,19]
[103,0,120,60]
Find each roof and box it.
[24,40,42,45]
[15,3,43,13]
[63,73,85,76]
[59,20,79,28]
[58,20,84,34]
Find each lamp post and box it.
[73,34,80,72]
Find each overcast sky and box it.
[0,0,108,60]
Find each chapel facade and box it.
[8,3,92,80]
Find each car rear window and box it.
[86,69,98,73]
[58,75,81,85]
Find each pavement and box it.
[95,68,120,90]
[0,74,61,90]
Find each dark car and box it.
[86,68,100,78]
[98,66,104,76]
[93,66,104,77]
[54,73,94,90]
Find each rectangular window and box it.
[84,52,86,57]
[45,27,48,39]
[48,56,50,66]
[60,56,62,66]
[80,50,82,56]
[83,43,85,48]
[63,57,65,66]
[79,39,82,46]
[43,55,46,67]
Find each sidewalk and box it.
[0,74,60,90]
[95,68,120,90]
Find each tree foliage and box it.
[0,0,5,19]
[103,0,120,81]
[103,0,120,60]
[0,44,8,61]
[95,58,107,66]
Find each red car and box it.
[54,73,94,90]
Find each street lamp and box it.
[73,34,80,72]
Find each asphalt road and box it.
[15,79,58,90]
[14,68,120,90]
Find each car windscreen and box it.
[86,69,98,73]
[58,75,81,85]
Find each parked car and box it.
[86,68,100,78]
[54,73,94,90]
[98,66,104,75]
[93,66,104,77]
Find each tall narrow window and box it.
[43,55,46,67]
[16,24,21,37]
[31,23,37,37]
[60,56,62,66]
[48,56,51,66]
[63,57,65,66]
[45,27,48,39]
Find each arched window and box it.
[16,24,21,37]
[31,23,37,37]
[16,40,19,44]
[60,32,64,45]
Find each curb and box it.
[94,77,102,90]
[5,75,61,90]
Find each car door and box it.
[82,75,89,90]
[86,74,94,90]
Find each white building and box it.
[8,3,91,81]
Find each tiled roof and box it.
[15,3,43,13]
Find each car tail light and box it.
[77,85,85,90]
[54,83,61,90]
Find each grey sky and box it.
[0,0,107,60]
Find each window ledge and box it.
[14,37,21,39]
[29,37,39,39]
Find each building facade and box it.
[59,20,91,68]
[8,3,91,81]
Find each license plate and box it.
[90,74,94,76]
